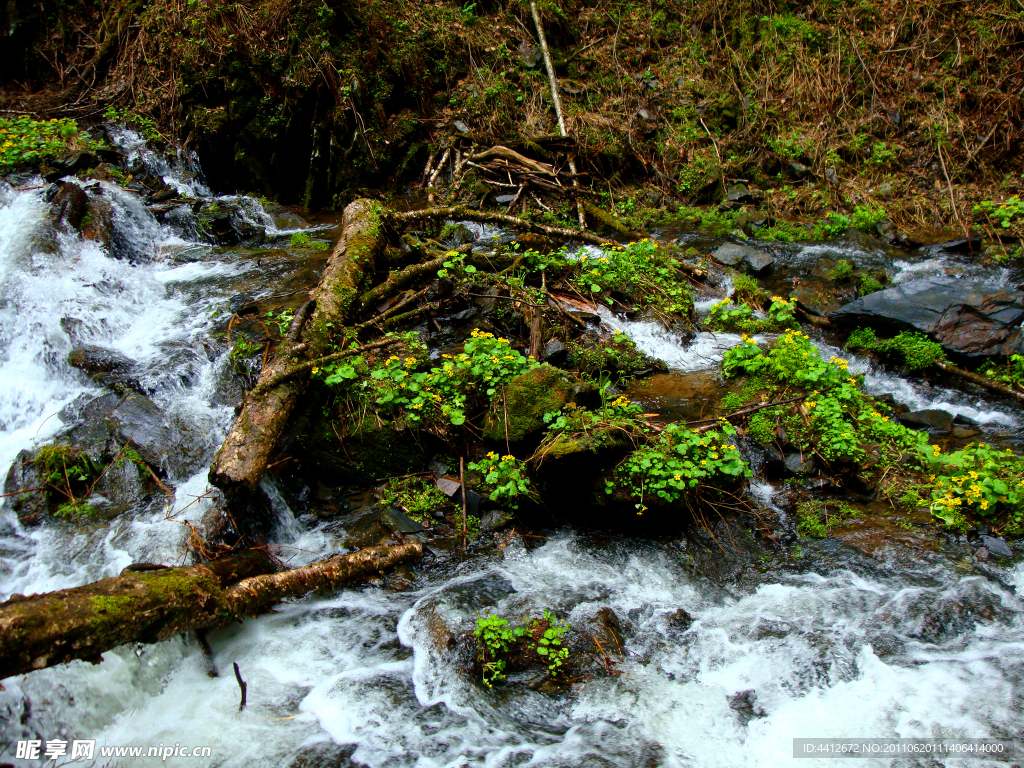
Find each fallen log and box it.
[0,541,422,679]
[469,146,556,177]
[209,200,388,501]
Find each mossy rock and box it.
[568,335,665,380]
[483,365,599,444]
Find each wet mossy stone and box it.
[483,365,599,444]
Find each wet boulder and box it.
[790,278,854,317]
[897,409,954,434]
[2,450,49,524]
[829,276,1024,360]
[711,243,775,275]
[59,391,202,478]
[68,345,146,394]
[483,365,600,444]
[46,181,89,231]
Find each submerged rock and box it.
[829,276,1024,360]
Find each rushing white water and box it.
[2,161,1023,767]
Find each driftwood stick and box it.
[392,206,611,247]
[530,0,586,229]
[252,337,404,395]
[359,257,446,308]
[0,542,422,680]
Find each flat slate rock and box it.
[829,276,1024,360]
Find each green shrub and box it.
[376,476,453,520]
[858,274,884,295]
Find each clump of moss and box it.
[376,475,454,522]
[845,328,946,371]
[568,332,661,381]
[796,499,860,538]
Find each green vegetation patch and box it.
[706,295,797,334]
[568,331,661,381]
[796,499,861,538]
[376,475,454,521]
[473,610,571,687]
[845,328,946,371]
[0,116,84,171]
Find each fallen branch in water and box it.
[687,395,807,430]
[0,541,422,680]
[936,361,1024,405]
[391,206,612,247]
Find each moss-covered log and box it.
[0,541,421,680]
[208,199,388,502]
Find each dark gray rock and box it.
[784,452,815,476]
[829,276,1024,360]
[729,690,767,726]
[2,450,48,524]
[926,236,983,256]
[90,459,150,517]
[453,120,471,134]
[480,507,515,532]
[790,280,849,317]
[59,391,200,478]
[443,223,475,247]
[46,181,89,231]
[380,506,426,533]
[544,338,569,366]
[788,162,812,179]
[897,409,954,434]
[711,243,775,275]
[68,346,145,393]
[824,167,840,186]
[726,184,761,204]
[979,534,1013,559]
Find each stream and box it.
[1,137,1022,767]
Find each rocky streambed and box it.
[1,132,1023,767]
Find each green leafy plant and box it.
[607,421,750,512]
[363,329,537,427]
[706,296,797,334]
[376,476,453,521]
[436,251,478,279]
[845,328,945,371]
[473,614,525,686]
[978,354,1024,391]
[920,442,1024,529]
[858,274,884,296]
[265,307,296,337]
[467,452,532,508]
[974,197,1024,230]
[572,239,693,319]
[796,499,860,538]
[532,610,570,676]
[827,259,854,281]
[103,106,161,142]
